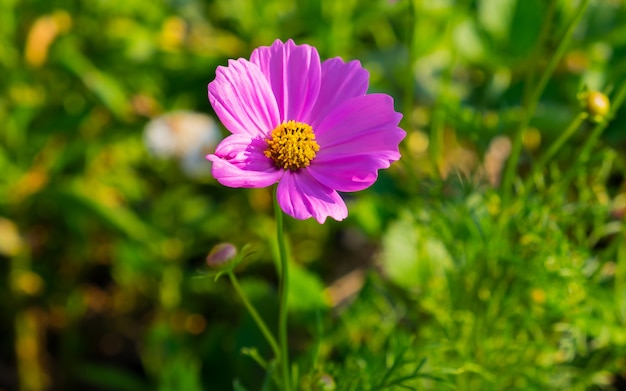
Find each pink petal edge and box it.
[250,39,321,123]
[307,155,385,192]
[277,170,348,223]
[208,58,279,138]
[315,93,404,146]
[306,93,405,192]
[207,135,283,188]
[308,57,369,129]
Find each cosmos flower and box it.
[207,39,405,223]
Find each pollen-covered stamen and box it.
[264,120,320,170]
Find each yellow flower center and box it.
[264,120,320,170]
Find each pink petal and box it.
[207,135,283,188]
[209,59,279,138]
[315,93,404,148]
[250,39,321,123]
[307,94,405,191]
[315,126,404,162]
[277,170,348,223]
[308,58,369,129]
[308,155,386,192]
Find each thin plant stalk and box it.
[227,272,281,360]
[501,0,591,204]
[274,186,291,391]
[524,111,587,189]
[401,0,416,131]
[396,0,422,192]
[520,0,557,108]
[428,0,467,179]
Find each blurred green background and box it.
[2,0,626,390]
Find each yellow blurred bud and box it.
[582,91,611,123]
[530,288,546,304]
[522,127,541,151]
[407,130,429,155]
[13,271,44,296]
[0,218,23,256]
[160,17,186,51]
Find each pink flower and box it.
[207,39,405,223]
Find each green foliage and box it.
[379,182,626,389]
[2,0,626,390]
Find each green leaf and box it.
[54,38,131,119]
[508,0,543,57]
[48,185,161,242]
[288,261,329,315]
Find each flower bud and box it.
[206,243,238,268]
[583,91,610,123]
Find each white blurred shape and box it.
[144,111,221,179]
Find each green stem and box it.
[274,186,291,391]
[429,54,453,179]
[429,0,465,179]
[524,111,587,189]
[501,0,590,204]
[396,0,422,193]
[401,0,416,129]
[520,1,556,107]
[228,272,280,360]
